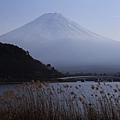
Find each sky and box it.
[0,0,120,41]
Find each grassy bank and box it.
[0,81,120,120]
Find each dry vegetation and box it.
[0,81,120,120]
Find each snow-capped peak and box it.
[0,12,106,43]
[0,12,120,73]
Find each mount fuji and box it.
[0,12,120,73]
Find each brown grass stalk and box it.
[0,81,120,120]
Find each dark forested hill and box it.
[0,42,62,82]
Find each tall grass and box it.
[0,81,120,120]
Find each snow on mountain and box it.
[0,12,120,73]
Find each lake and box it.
[0,81,119,120]
[0,81,119,96]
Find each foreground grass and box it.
[0,81,120,120]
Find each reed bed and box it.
[0,81,120,120]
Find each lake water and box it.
[0,81,120,96]
[0,84,16,94]
[50,81,120,97]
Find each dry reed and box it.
[0,81,120,120]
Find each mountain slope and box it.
[0,13,120,73]
[0,42,62,82]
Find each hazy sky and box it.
[0,0,120,41]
